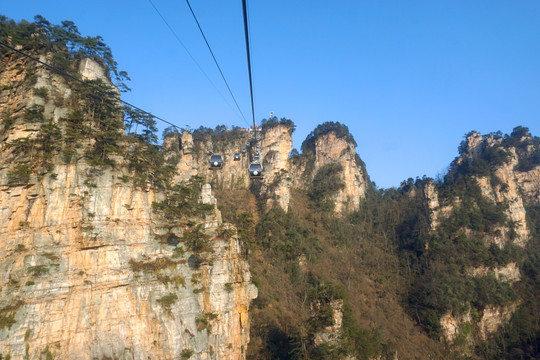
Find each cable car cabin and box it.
[233,152,241,161]
[209,154,223,169]
[249,162,263,179]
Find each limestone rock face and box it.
[441,302,518,343]
[170,130,251,188]
[0,165,257,359]
[313,132,367,214]
[478,304,518,341]
[426,132,540,248]
[311,299,344,347]
[468,262,521,283]
[0,54,256,359]
[423,182,453,231]
[258,124,293,211]
[475,147,530,247]
[165,124,369,214]
[78,58,109,83]
[440,311,472,344]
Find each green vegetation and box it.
[129,257,179,273]
[224,282,234,293]
[157,274,186,288]
[0,15,129,90]
[1,16,177,189]
[301,121,357,154]
[195,312,218,333]
[191,125,246,153]
[308,163,344,210]
[183,225,212,253]
[157,293,178,313]
[261,116,295,135]
[33,87,49,99]
[7,164,32,185]
[180,348,194,359]
[152,176,214,221]
[27,265,49,277]
[0,300,24,330]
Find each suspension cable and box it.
[185,0,250,127]
[241,0,256,131]
[0,40,179,130]
[148,0,248,126]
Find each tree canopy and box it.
[301,121,357,154]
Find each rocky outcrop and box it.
[475,146,530,247]
[426,131,540,347]
[468,262,521,283]
[478,304,518,341]
[0,54,257,359]
[426,131,540,247]
[440,302,519,344]
[440,311,472,344]
[423,181,454,231]
[312,299,344,347]
[311,132,368,214]
[258,124,293,211]
[163,123,369,214]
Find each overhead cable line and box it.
[184,0,249,127]
[0,40,179,130]
[241,0,256,130]
[148,0,248,126]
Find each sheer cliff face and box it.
[0,55,256,359]
[312,132,367,214]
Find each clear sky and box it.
[3,1,540,188]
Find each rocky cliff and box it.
[0,53,257,359]
[163,120,368,214]
[421,130,540,346]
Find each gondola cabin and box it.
[233,152,241,161]
[249,162,263,178]
[209,154,223,169]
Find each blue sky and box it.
[3,1,540,188]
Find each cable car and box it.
[209,154,223,169]
[249,162,263,178]
[233,152,241,161]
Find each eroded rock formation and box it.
[0,54,257,360]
